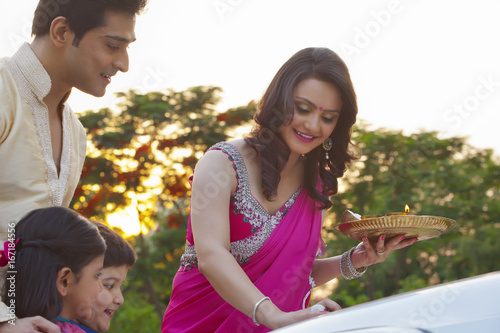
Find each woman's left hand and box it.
[351,234,418,268]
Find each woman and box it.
[162,47,417,332]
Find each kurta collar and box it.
[11,42,52,101]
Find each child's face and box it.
[80,265,129,332]
[62,254,105,321]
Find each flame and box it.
[405,204,410,213]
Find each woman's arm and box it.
[190,151,332,329]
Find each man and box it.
[0,0,147,331]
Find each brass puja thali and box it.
[333,210,457,242]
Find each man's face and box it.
[80,265,129,332]
[63,10,137,97]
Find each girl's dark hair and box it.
[32,0,148,45]
[94,222,136,268]
[5,207,106,320]
[245,47,358,209]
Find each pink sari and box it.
[162,143,323,332]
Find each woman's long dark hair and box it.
[245,47,358,209]
[4,207,106,320]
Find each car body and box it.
[275,271,500,333]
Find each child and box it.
[70,222,137,333]
[3,207,107,333]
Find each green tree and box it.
[324,121,500,306]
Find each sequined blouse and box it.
[180,142,304,270]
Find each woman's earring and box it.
[323,138,333,160]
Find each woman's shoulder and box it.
[192,144,238,194]
[194,139,254,188]
[194,141,241,176]
[207,138,245,152]
[202,139,251,162]
[227,138,260,160]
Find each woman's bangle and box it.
[347,247,367,278]
[340,247,367,280]
[252,296,270,326]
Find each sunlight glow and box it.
[171,147,193,159]
[106,204,141,237]
[86,142,100,157]
[162,124,179,136]
[143,166,164,188]
[311,278,339,302]
[143,174,163,187]
[138,135,151,144]
[227,124,252,139]
[136,192,151,202]
[114,158,139,172]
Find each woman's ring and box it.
[376,250,385,256]
[310,304,326,312]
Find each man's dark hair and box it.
[32,0,148,45]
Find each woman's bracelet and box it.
[252,296,270,326]
[340,247,367,280]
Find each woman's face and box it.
[279,78,343,156]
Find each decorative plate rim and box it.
[333,215,457,241]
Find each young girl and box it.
[3,207,107,333]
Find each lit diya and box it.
[333,206,456,242]
[385,204,414,216]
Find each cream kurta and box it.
[0,44,87,320]
[0,43,87,235]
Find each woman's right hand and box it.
[257,298,341,330]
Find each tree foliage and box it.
[74,86,254,228]
[71,87,255,331]
[323,121,500,305]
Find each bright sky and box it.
[2,0,499,155]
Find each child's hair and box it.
[94,222,136,268]
[5,207,106,320]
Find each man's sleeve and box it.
[0,69,14,145]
